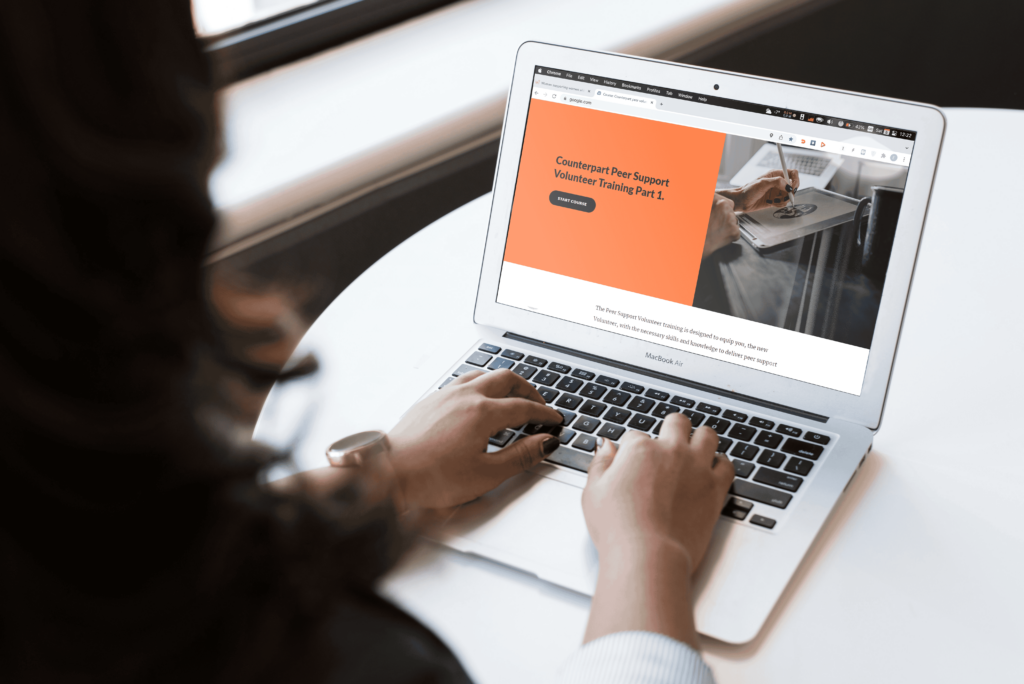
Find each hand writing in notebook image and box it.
[702,170,802,258]
[718,169,801,212]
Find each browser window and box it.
[496,66,918,396]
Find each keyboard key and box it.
[465,351,492,367]
[724,410,748,422]
[731,460,754,478]
[750,417,774,430]
[580,383,607,400]
[478,343,501,354]
[731,443,759,460]
[556,409,576,426]
[596,375,620,387]
[523,422,560,436]
[716,437,733,454]
[757,450,785,468]
[754,432,783,449]
[627,414,657,431]
[555,394,583,410]
[776,424,802,437]
[653,402,680,419]
[805,431,831,445]
[652,421,662,436]
[730,480,792,509]
[670,395,696,408]
[524,355,547,368]
[697,402,721,415]
[534,370,560,387]
[512,363,537,380]
[750,515,776,529]
[605,390,630,406]
[621,382,645,394]
[555,377,584,393]
[705,417,732,435]
[488,429,515,447]
[538,387,559,403]
[558,428,576,445]
[728,424,756,442]
[573,416,601,434]
[572,434,598,452]
[627,396,656,413]
[572,369,596,381]
[546,447,593,472]
[784,457,814,476]
[754,468,803,493]
[452,364,477,376]
[682,410,705,427]
[501,349,524,360]
[488,357,515,371]
[722,497,753,520]
[605,408,632,424]
[549,362,572,374]
[645,388,670,401]
[597,423,626,441]
[579,400,607,417]
[781,438,824,460]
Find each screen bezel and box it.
[475,42,945,429]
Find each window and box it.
[197,0,460,84]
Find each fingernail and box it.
[786,185,793,192]
[542,437,559,455]
[596,437,605,448]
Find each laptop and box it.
[421,42,944,645]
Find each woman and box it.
[0,3,733,682]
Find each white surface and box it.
[254,109,1024,682]
[208,0,816,252]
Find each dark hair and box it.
[0,3,465,682]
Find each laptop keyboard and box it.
[439,343,835,530]
[757,152,830,177]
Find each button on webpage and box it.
[549,190,596,213]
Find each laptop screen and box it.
[495,65,918,396]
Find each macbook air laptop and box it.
[421,42,944,645]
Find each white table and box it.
[254,108,1024,683]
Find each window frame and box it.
[201,0,461,85]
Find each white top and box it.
[255,108,1024,683]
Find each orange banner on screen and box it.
[504,99,725,306]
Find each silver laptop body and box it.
[421,43,944,645]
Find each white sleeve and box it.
[558,631,716,684]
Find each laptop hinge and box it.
[503,332,829,424]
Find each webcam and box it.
[714,84,720,90]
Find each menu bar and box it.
[535,66,917,141]
[532,87,912,167]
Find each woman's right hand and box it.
[580,413,735,648]
[583,413,735,572]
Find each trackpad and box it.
[433,471,599,595]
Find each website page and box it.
[496,66,918,395]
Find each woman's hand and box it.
[719,169,801,213]
[581,413,735,648]
[386,369,564,512]
[703,193,741,258]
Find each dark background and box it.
[221,0,1022,324]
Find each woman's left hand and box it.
[721,169,801,212]
[385,368,564,512]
